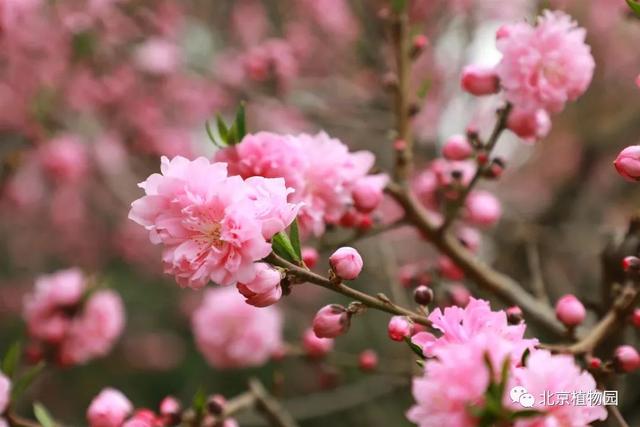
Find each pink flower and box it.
[460,65,499,96]
[614,345,640,373]
[508,350,607,426]
[388,316,412,341]
[506,107,551,142]
[192,287,283,369]
[408,333,524,427]
[442,135,473,161]
[0,372,10,414]
[329,247,363,280]
[411,298,537,358]
[465,190,502,227]
[614,145,640,182]
[59,290,126,365]
[134,38,180,75]
[87,388,133,427]
[23,268,86,343]
[38,135,89,184]
[312,304,350,338]
[496,10,594,114]
[351,175,388,213]
[302,328,334,357]
[236,262,283,307]
[129,156,298,288]
[555,294,586,327]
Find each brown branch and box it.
[385,181,566,336]
[7,412,41,427]
[266,253,431,326]
[607,405,631,427]
[248,379,299,427]
[391,6,412,183]
[565,283,639,354]
[439,103,512,231]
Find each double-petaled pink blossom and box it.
[129,156,299,288]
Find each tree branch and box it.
[248,379,299,427]
[266,253,431,326]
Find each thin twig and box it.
[391,6,412,183]
[439,103,512,232]
[266,253,430,326]
[526,240,550,304]
[607,405,630,427]
[7,412,41,427]
[248,379,299,427]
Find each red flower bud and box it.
[555,294,586,327]
[614,345,640,373]
[358,349,378,372]
[387,316,412,341]
[312,305,351,338]
[460,65,500,96]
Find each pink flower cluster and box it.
[129,156,299,289]
[407,299,606,426]
[22,268,125,366]
[215,131,388,237]
[191,287,283,369]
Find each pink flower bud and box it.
[302,247,319,269]
[465,190,501,227]
[159,396,181,419]
[122,409,156,427]
[587,356,602,370]
[438,256,464,281]
[352,175,388,213]
[460,65,500,96]
[87,388,133,427]
[506,306,523,325]
[302,328,334,358]
[447,284,471,307]
[496,24,511,40]
[312,304,351,338]
[614,145,640,182]
[631,308,640,328]
[555,294,586,327]
[236,263,282,307]
[614,345,640,373]
[636,74,640,89]
[358,349,378,372]
[387,316,412,341]
[329,247,363,280]
[506,107,551,142]
[442,135,473,161]
[0,372,10,414]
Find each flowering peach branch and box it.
[265,253,431,326]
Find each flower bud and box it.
[484,158,505,179]
[460,65,500,96]
[302,247,319,269]
[352,175,387,213]
[410,34,429,58]
[631,308,640,328]
[87,388,133,427]
[506,306,523,325]
[302,328,334,358]
[413,285,433,306]
[312,305,351,338]
[159,396,181,425]
[438,256,464,281]
[358,349,378,372]
[329,247,363,280]
[206,395,226,415]
[465,190,502,227]
[636,74,640,89]
[123,409,157,427]
[622,255,640,272]
[587,356,602,370]
[614,146,640,182]
[236,263,282,307]
[555,294,586,327]
[447,284,471,307]
[506,107,551,142]
[387,316,412,341]
[614,345,640,373]
[442,135,473,161]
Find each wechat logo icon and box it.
[510,386,535,408]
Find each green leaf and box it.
[72,31,95,60]
[11,362,45,401]
[228,123,239,146]
[271,232,300,264]
[404,336,426,359]
[216,115,229,145]
[33,403,56,427]
[2,342,22,378]
[289,219,302,262]
[205,121,223,148]
[497,357,510,399]
[626,0,640,17]
[191,386,207,416]
[391,0,408,13]
[234,102,246,141]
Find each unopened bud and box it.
[358,349,378,372]
[410,34,429,58]
[413,285,433,306]
[622,255,640,272]
[206,395,225,415]
[506,306,523,325]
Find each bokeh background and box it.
[1,0,640,425]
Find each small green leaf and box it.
[33,403,56,427]
[11,362,45,401]
[191,386,206,417]
[2,342,22,378]
[626,0,640,17]
[391,0,408,13]
[216,115,229,144]
[404,336,426,359]
[228,123,239,146]
[271,232,300,264]
[289,219,302,261]
[235,102,246,141]
[497,357,510,398]
[205,121,224,148]
[72,31,95,61]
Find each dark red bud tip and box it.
[587,356,602,370]
[506,306,523,325]
[476,152,489,165]
[413,285,434,306]
[622,256,640,272]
